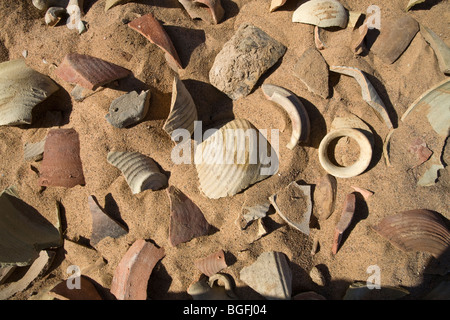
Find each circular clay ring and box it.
[318,128,373,178]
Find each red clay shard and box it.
[110,239,165,300]
[55,53,131,90]
[194,249,227,276]
[128,13,183,70]
[167,186,211,247]
[38,128,85,188]
[332,193,356,255]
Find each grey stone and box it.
[105,90,150,128]
[209,24,286,100]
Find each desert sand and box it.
[0,0,449,300]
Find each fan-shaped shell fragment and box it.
[292,0,348,28]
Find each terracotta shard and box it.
[107,151,168,194]
[408,138,433,167]
[0,59,59,126]
[293,48,330,99]
[209,24,286,100]
[314,26,326,50]
[128,13,182,71]
[372,209,450,258]
[371,15,419,64]
[167,186,211,246]
[88,195,127,247]
[49,275,103,300]
[178,0,225,24]
[194,249,227,276]
[55,53,131,90]
[110,239,165,300]
[350,186,374,200]
[332,193,356,255]
[269,182,312,236]
[240,251,292,300]
[313,174,337,220]
[39,128,85,188]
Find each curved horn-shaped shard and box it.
[0,59,59,126]
[292,0,348,28]
[372,209,450,258]
[55,53,131,90]
[128,13,182,71]
[178,0,225,24]
[330,66,394,129]
[45,7,66,26]
[262,84,310,149]
[195,119,279,199]
[107,151,168,194]
[163,77,197,143]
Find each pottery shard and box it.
[105,90,150,128]
[194,249,227,276]
[49,275,103,300]
[38,128,85,188]
[371,15,419,64]
[55,53,131,90]
[209,23,286,100]
[167,186,211,246]
[313,174,337,220]
[110,239,165,300]
[293,48,329,99]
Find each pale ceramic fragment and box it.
[292,0,348,28]
[348,11,363,28]
[105,0,131,12]
[209,24,286,100]
[238,203,270,230]
[269,0,287,12]
[128,13,183,71]
[45,7,66,27]
[406,0,426,11]
[23,138,46,162]
[0,59,59,126]
[330,66,393,129]
[195,119,279,199]
[261,84,311,148]
[178,0,225,24]
[107,151,168,194]
[66,0,86,34]
[71,85,105,102]
[188,273,238,300]
[105,90,150,128]
[240,251,292,300]
[163,77,197,143]
[293,48,330,99]
[269,182,312,235]
[420,25,450,75]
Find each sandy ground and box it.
[0,0,449,300]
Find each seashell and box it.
[0,250,55,300]
[194,249,227,276]
[0,59,59,126]
[420,25,450,75]
[313,174,337,220]
[269,182,312,236]
[110,239,165,300]
[262,84,310,148]
[107,151,168,194]
[318,128,373,178]
[88,195,127,247]
[343,281,409,300]
[45,7,66,27]
[269,0,287,12]
[401,78,450,137]
[163,77,197,143]
[178,0,225,24]
[372,209,450,259]
[105,90,150,128]
[188,273,238,300]
[370,15,419,64]
[406,0,426,11]
[195,118,279,199]
[55,53,131,90]
[0,188,62,267]
[39,128,86,188]
[128,13,183,71]
[166,185,211,246]
[332,193,356,255]
[292,0,348,28]
[350,186,373,200]
[23,138,46,162]
[330,66,393,129]
[105,0,131,12]
[209,24,286,101]
[240,251,292,300]
[293,48,330,99]
[49,275,103,300]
